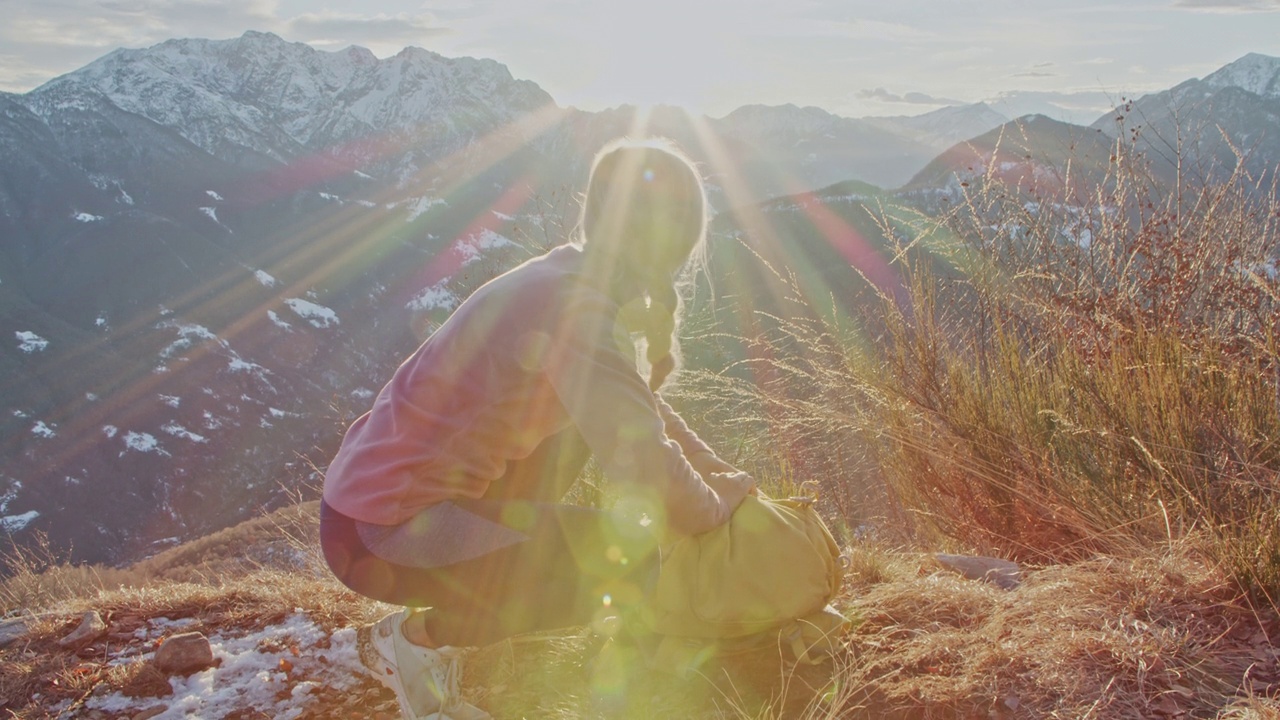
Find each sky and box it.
[0,0,1278,120]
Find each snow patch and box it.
[206,190,224,201]
[159,394,181,408]
[162,423,208,443]
[200,206,219,221]
[267,310,293,330]
[406,281,458,312]
[1,511,39,533]
[103,425,119,438]
[255,269,277,287]
[85,615,360,720]
[31,422,56,438]
[284,298,340,328]
[74,211,103,222]
[406,196,447,221]
[158,321,219,358]
[455,228,514,266]
[121,431,170,457]
[318,192,341,202]
[15,331,48,353]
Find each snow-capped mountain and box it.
[32,31,556,173]
[1093,52,1280,183]
[1202,52,1280,99]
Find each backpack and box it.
[637,493,850,675]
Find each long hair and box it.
[579,137,708,391]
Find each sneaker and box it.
[358,610,491,720]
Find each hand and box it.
[688,451,744,478]
[704,471,758,508]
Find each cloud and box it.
[286,12,452,49]
[857,87,963,105]
[1173,0,1280,11]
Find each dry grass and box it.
[829,544,1278,719]
[3,504,1280,718]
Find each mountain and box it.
[1091,53,1280,184]
[863,103,1010,153]
[712,103,945,192]
[904,114,1114,197]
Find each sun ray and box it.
[33,107,569,474]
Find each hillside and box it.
[2,502,1279,718]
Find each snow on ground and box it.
[30,422,56,438]
[121,431,170,457]
[159,394,181,408]
[206,190,224,201]
[455,229,514,266]
[15,331,48,353]
[406,281,458,312]
[84,614,362,720]
[199,207,219,222]
[103,425,119,438]
[0,482,18,512]
[158,322,219,359]
[255,269,278,287]
[267,310,293,330]
[284,298,340,328]
[74,211,103,222]
[161,424,207,443]
[406,196,447,221]
[0,511,39,533]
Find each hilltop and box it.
[2,502,1278,718]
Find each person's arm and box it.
[653,394,748,478]
[543,292,751,535]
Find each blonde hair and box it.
[580,137,708,391]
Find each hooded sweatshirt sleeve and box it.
[540,288,735,536]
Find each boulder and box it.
[154,631,215,675]
[935,553,1022,590]
[58,611,108,649]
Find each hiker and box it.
[319,137,757,720]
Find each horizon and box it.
[2,1,1279,122]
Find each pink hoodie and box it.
[322,244,735,535]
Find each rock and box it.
[935,553,1022,590]
[0,617,30,648]
[58,611,108,649]
[154,632,215,675]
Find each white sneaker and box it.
[357,610,491,720]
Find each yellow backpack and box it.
[638,494,850,673]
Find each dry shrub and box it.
[688,119,1280,603]
[0,532,139,615]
